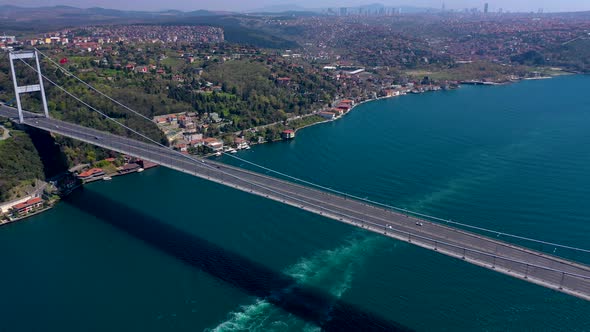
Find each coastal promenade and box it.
[2,105,590,301]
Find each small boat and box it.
[215,152,222,156]
[137,168,144,173]
[103,176,112,181]
[229,149,237,154]
[245,146,251,150]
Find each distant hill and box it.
[350,4,437,13]
[248,4,308,13]
[248,3,437,15]
[0,5,222,31]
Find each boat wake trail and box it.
[206,235,385,331]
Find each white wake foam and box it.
[206,235,385,331]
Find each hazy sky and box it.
[3,0,590,13]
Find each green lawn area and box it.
[405,70,434,77]
[100,68,120,76]
[406,62,531,82]
[160,57,184,71]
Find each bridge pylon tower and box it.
[8,50,49,123]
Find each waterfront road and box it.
[2,105,590,301]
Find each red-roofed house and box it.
[174,141,188,152]
[336,103,351,111]
[331,108,344,116]
[234,137,249,149]
[12,197,44,216]
[318,111,336,120]
[277,77,291,85]
[118,163,141,174]
[204,138,223,152]
[282,129,295,140]
[78,168,105,180]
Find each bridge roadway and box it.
[2,105,590,301]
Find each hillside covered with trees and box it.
[0,127,44,202]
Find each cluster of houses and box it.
[155,112,224,136]
[382,81,447,97]
[11,25,224,51]
[318,99,355,120]
[268,14,590,67]
[154,112,249,154]
[0,35,17,50]
[172,135,225,154]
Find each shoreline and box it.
[0,165,157,225]
[287,74,565,138]
[290,92,436,137]
[0,206,53,227]
[198,72,567,156]
[0,73,571,223]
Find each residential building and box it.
[234,137,249,149]
[204,138,224,151]
[77,168,105,180]
[282,129,296,140]
[11,197,44,216]
[118,163,141,174]
[318,111,336,120]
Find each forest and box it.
[0,128,44,202]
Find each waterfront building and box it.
[11,197,44,216]
[336,103,351,111]
[204,138,224,152]
[331,108,345,116]
[118,163,141,175]
[234,137,249,149]
[318,111,336,120]
[282,129,295,140]
[77,168,105,180]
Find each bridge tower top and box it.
[8,50,49,123]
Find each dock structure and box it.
[2,105,590,301]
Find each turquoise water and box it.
[1,75,590,331]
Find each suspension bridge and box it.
[3,50,590,301]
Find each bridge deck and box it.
[2,105,590,301]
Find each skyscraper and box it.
[484,3,489,14]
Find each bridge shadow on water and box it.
[63,188,413,332]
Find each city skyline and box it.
[1,0,589,13]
